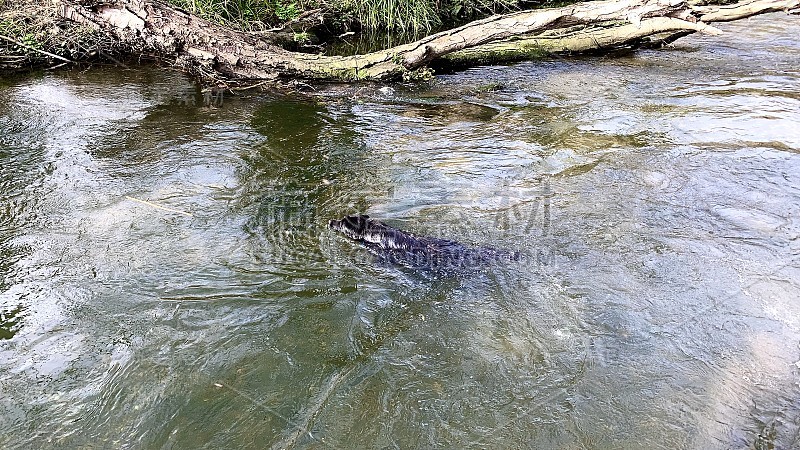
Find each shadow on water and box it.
[138,98,469,447]
[325,30,433,57]
[241,99,379,274]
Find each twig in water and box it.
[231,80,271,91]
[125,196,193,217]
[46,62,70,70]
[99,50,130,69]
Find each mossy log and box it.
[442,17,721,65]
[57,0,799,83]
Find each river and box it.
[1,13,799,449]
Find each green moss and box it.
[443,42,551,66]
[402,67,434,81]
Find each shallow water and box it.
[1,14,800,449]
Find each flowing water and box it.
[1,14,799,449]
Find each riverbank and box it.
[2,0,797,82]
[0,0,524,71]
[0,0,105,71]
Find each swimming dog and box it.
[328,214,519,271]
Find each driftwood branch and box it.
[444,17,721,64]
[448,0,797,64]
[56,0,800,82]
[0,33,74,63]
[693,0,800,21]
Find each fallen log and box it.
[692,0,800,21]
[56,0,799,83]
[423,0,799,66]
[442,17,721,65]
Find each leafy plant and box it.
[274,1,300,21]
[293,31,311,43]
[22,33,41,49]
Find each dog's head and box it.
[328,214,372,241]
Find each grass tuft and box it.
[338,0,520,32]
[168,0,290,31]
[165,0,522,33]
[342,0,440,32]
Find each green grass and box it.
[168,0,302,30]
[343,0,440,32]
[446,0,520,21]
[340,0,520,32]
[165,0,522,33]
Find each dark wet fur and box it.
[328,214,519,272]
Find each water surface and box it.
[1,14,799,449]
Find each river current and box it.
[1,13,799,449]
